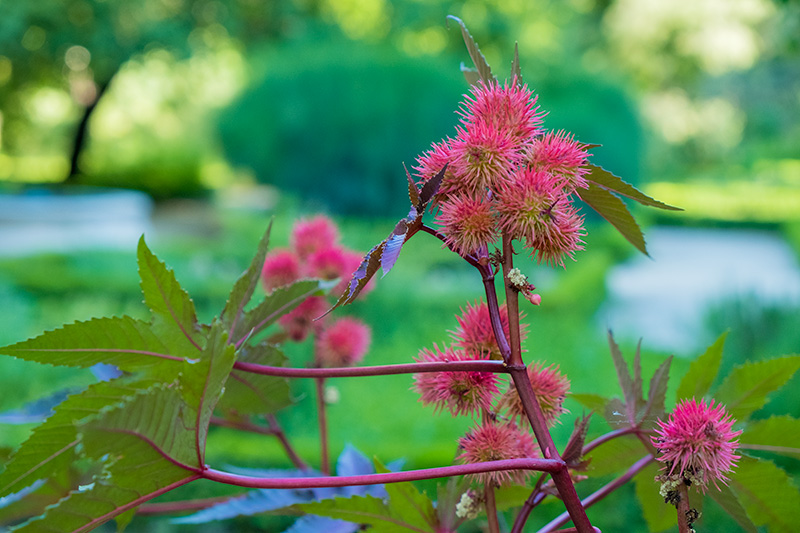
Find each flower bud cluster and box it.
[261,215,371,367]
[414,80,589,267]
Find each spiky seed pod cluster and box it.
[261,215,371,366]
[414,80,590,266]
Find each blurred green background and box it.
[1,0,799,531]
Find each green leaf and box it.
[639,356,672,428]
[137,237,203,352]
[676,332,728,401]
[606,331,637,423]
[584,434,647,478]
[569,393,609,413]
[233,279,331,342]
[634,462,674,533]
[446,16,494,85]
[0,378,158,499]
[510,42,521,85]
[374,460,437,532]
[297,494,433,533]
[713,356,800,421]
[216,342,292,417]
[221,222,273,335]
[579,183,648,255]
[729,457,800,533]
[739,415,800,459]
[707,483,758,533]
[586,165,681,211]
[0,316,187,370]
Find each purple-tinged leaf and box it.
[676,332,727,402]
[137,237,203,352]
[604,397,628,429]
[739,415,800,459]
[714,355,800,421]
[460,63,480,86]
[337,444,374,478]
[510,42,522,85]
[419,164,447,208]
[403,163,421,208]
[606,331,636,424]
[173,489,310,524]
[90,362,122,382]
[0,389,71,425]
[447,16,495,85]
[586,165,682,211]
[0,480,45,510]
[632,340,644,416]
[708,482,758,533]
[639,356,672,429]
[381,221,409,277]
[325,241,385,316]
[562,414,592,468]
[284,514,360,533]
[579,183,648,256]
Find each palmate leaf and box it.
[640,356,672,428]
[0,378,159,499]
[459,64,480,86]
[562,414,592,468]
[707,483,758,533]
[729,457,800,533]
[606,331,641,423]
[215,342,292,417]
[374,460,436,532]
[633,462,674,533]
[713,356,800,421]
[586,165,681,211]
[570,393,610,413]
[676,332,727,401]
[583,434,646,478]
[446,16,495,85]
[580,183,648,255]
[382,220,410,277]
[297,494,436,533]
[0,315,190,371]
[137,237,203,352]
[221,222,273,334]
[739,415,800,458]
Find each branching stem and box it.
[316,377,330,475]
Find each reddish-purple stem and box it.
[485,484,500,533]
[316,377,330,475]
[536,455,655,533]
[201,457,563,489]
[233,359,508,378]
[676,482,693,533]
[581,426,641,455]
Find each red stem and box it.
[316,377,330,475]
[676,482,692,533]
[485,484,500,533]
[267,414,309,470]
[233,359,508,378]
[536,455,654,533]
[201,457,564,489]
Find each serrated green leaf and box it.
[0,316,189,370]
[221,222,273,335]
[707,482,758,533]
[569,393,609,413]
[714,356,800,421]
[233,279,331,342]
[0,378,159,499]
[584,434,647,477]
[739,415,800,458]
[510,42,522,85]
[640,356,672,428]
[447,16,494,85]
[586,165,681,211]
[676,332,728,402]
[606,332,637,423]
[729,457,800,533]
[297,494,427,533]
[137,237,203,353]
[634,462,674,533]
[216,343,292,417]
[580,183,648,255]
[374,460,436,531]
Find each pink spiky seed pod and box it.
[457,421,537,486]
[458,80,545,144]
[448,122,521,194]
[261,250,301,293]
[305,246,369,298]
[278,296,329,342]
[315,317,371,367]
[291,215,341,260]
[527,130,590,191]
[495,168,585,267]
[652,398,741,492]
[450,300,526,360]
[413,344,500,417]
[435,192,499,257]
[497,361,570,427]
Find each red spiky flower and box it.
[497,361,570,427]
[457,421,537,486]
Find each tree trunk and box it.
[65,77,112,184]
